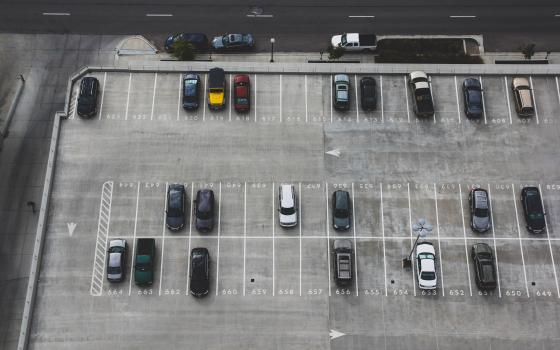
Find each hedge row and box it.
[375,39,483,64]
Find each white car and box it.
[416,242,437,290]
[278,184,297,227]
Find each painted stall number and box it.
[392,289,409,296]
[336,288,351,295]
[307,288,323,295]
[505,290,522,297]
[448,289,465,296]
[164,289,181,295]
[250,288,267,295]
[278,289,294,295]
[137,289,153,295]
[221,289,238,295]
[106,289,123,296]
[421,290,437,296]
[364,289,382,296]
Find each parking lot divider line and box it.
[125,73,132,121]
[128,182,140,296]
[177,74,181,121]
[380,183,388,296]
[354,75,359,123]
[243,182,247,295]
[504,76,513,124]
[330,76,333,124]
[186,182,194,295]
[404,76,411,124]
[407,183,416,296]
[150,73,158,121]
[380,75,384,124]
[459,185,473,296]
[203,74,207,122]
[254,74,257,123]
[326,182,332,296]
[487,184,502,297]
[454,76,461,124]
[272,183,275,296]
[158,182,168,296]
[351,183,359,296]
[529,76,539,124]
[90,181,113,296]
[229,74,232,122]
[539,184,560,298]
[555,77,560,111]
[98,72,107,121]
[433,183,445,296]
[429,79,436,124]
[279,75,282,123]
[304,76,308,123]
[216,182,222,296]
[479,76,488,125]
[299,182,302,296]
[511,184,530,297]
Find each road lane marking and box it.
[124,73,132,121]
[215,182,222,295]
[504,76,513,124]
[479,76,488,124]
[404,76,410,123]
[128,182,140,296]
[487,184,502,297]
[243,182,247,295]
[351,183,359,296]
[326,182,332,296]
[43,12,70,16]
[348,15,375,18]
[272,182,275,296]
[407,183,416,296]
[433,183,445,296]
[538,184,560,298]
[459,185,473,296]
[158,182,168,296]
[529,76,539,124]
[146,13,173,17]
[150,73,157,121]
[454,76,461,123]
[449,15,476,18]
[299,182,302,296]
[380,183,387,296]
[354,75,359,123]
[98,72,107,121]
[246,14,274,18]
[511,184,530,297]
[185,183,194,295]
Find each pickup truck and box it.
[408,71,434,118]
[330,33,377,52]
[134,238,156,285]
[207,67,226,110]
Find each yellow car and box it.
[208,68,225,110]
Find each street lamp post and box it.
[270,37,275,63]
[402,218,433,268]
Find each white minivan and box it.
[278,184,298,227]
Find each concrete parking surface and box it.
[30,71,560,349]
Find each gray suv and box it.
[333,239,353,286]
[469,188,491,233]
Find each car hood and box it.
[166,216,184,230]
[165,35,175,47]
[331,35,342,47]
[333,216,350,230]
[279,213,297,226]
[212,37,224,48]
[473,216,490,231]
[528,217,546,231]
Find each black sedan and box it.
[166,184,186,231]
[471,243,497,290]
[182,73,201,110]
[194,189,215,233]
[165,33,209,52]
[332,190,351,231]
[463,78,483,119]
[360,77,377,111]
[521,187,546,234]
[77,77,100,118]
[190,247,210,297]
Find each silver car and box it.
[469,188,491,233]
[107,239,127,282]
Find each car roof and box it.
[334,190,349,208]
[345,33,360,42]
[334,74,350,83]
[420,258,435,272]
[235,85,248,97]
[280,185,294,207]
[197,189,213,211]
[108,252,121,267]
[474,190,488,209]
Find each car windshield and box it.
[334,208,348,218]
[236,98,249,104]
[209,88,222,93]
[280,206,296,215]
[474,207,488,217]
[192,259,207,279]
[184,80,197,96]
[421,271,436,280]
[418,253,435,260]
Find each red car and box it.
[233,74,250,112]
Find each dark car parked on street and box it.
[469,188,491,233]
[77,77,100,118]
[194,189,215,233]
[521,186,546,234]
[190,247,210,297]
[332,190,351,231]
[182,73,201,110]
[471,243,497,290]
[165,33,209,52]
[211,33,254,51]
[166,184,186,231]
[360,77,377,111]
[463,78,483,119]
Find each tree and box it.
[521,43,536,60]
[327,44,345,60]
[172,40,196,61]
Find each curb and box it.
[0,75,25,150]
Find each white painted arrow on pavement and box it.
[325,149,341,158]
[67,222,77,236]
[329,329,346,340]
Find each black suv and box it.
[182,73,201,110]
[194,189,215,233]
[360,77,377,111]
[190,247,210,297]
[462,78,483,119]
[471,243,497,290]
[333,239,353,286]
[521,187,546,234]
[166,184,186,231]
[77,77,100,118]
[332,190,351,231]
[469,188,491,233]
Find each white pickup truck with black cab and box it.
[331,33,377,52]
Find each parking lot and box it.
[30,71,560,349]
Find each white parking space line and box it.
[203,74,207,121]
[433,183,445,296]
[128,182,140,296]
[124,73,132,121]
[43,12,70,16]
[330,76,333,123]
[459,186,473,296]
[504,76,513,124]
[215,182,222,295]
[185,183,194,295]
[429,79,436,124]
[176,74,181,121]
[449,15,476,18]
[158,182,168,296]
[146,13,173,17]
[538,184,560,298]
[487,185,502,297]
[279,75,283,123]
[404,76,410,123]
[380,183,388,296]
[348,15,375,18]
[529,76,539,124]
[555,77,560,110]
[325,182,332,296]
[407,183,416,296]
[299,182,302,296]
[304,75,308,123]
[150,73,158,121]
[351,183,359,296]
[479,76,488,124]
[243,182,247,295]
[511,184,530,297]
[98,72,107,121]
[354,75,359,123]
[454,76,461,123]
[272,183,275,296]
[229,74,232,122]
[380,76,384,123]
[254,74,257,123]
[90,181,113,296]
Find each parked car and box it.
[278,184,298,227]
[511,77,535,117]
[360,77,377,111]
[471,243,497,290]
[463,78,483,119]
[77,77,99,118]
[107,239,127,282]
[211,34,254,51]
[182,73,201,110]
[521,186,546,234]
[333,74,350,111]
[164,33,209,52]
[194,189,215,233]
[166,184,186,231]
[233,74,251,112]
[408,71,434,118]
[190,247,210,297]
[416,241,437,290]
[332,190,351,231]
[469,188,491,233]
[330,33,377,52]
[208,68,226,110]
[134,238,156,285]
[333,239,353,286]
